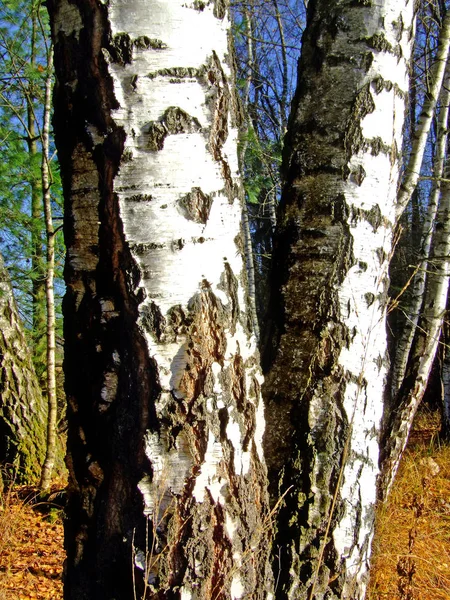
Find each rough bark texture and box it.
[48,1,272,598]
[262,0,414,598]
[0,254,47,483]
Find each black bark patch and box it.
[171,238,185,251]
[191,1,206,11]
[365,292,375,306]
[370,136,390,156]
[109,33,133,66]
[351,204,385,232]
[178,187,213,224]
[231,354,245,412]
[344,84,375,159]
[165,305,189,342]
[134,36,167,50]
[146,107,202,151]
[350,164,366,186]
[147,66,200,80]
[130,241,164,254]
[213,0,227,18]
[218,261,239,335]
[365,33,393,52]
[141,301,166,342]
[125,193,153,203]
[201,53,234,195]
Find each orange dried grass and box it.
[368,411,450,600]
[0,480,64,600]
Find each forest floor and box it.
[368,409,450,600]
[0,410,449,600]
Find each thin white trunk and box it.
[39,51,58,492]
[381,159,450,498]
[239,2,260,341]
[391,63,450,398]
[242,202,260,340]
[396,10,450,220]
[272,0,288,135]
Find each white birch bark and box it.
[391,63,450,398]
[39,51,58,492]
[318,6,415,592]
[49,0,272,597]
[396,10,450,220]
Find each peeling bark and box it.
[48,0,271,598]
[262,0,415,597]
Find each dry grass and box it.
[0,478,65,600]
[1,412,449,599]
[368,410,450,600]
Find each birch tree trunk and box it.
[27,11,47,374]
[48,1,272,598]
[39,51,58,492]
[390,62,450,399]
[380,156,450,497]
[0,253,47,484]
[262,0,415,597]
[396,9,450,220]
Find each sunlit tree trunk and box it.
[390,62,450,399]
[27,9,47,375]
[380,154,450,498]
[0,253,46,484]
[39,51,58,492]
[262,0,415,597]
[396,9,450,220]
[48,0,272,598]
[442,306,450,437]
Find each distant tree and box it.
[0,252,46,484]
[232,0,303,325]
[382,5,450,487]
[0,0,64,487]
